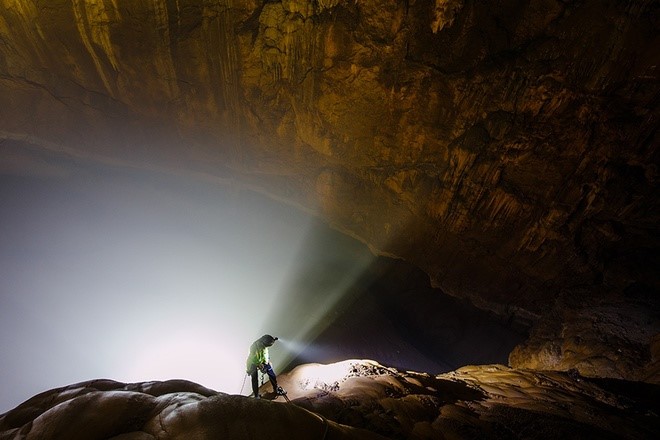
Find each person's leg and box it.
[251,371,259,398]
[263,363,278,392]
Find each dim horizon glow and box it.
[0,168,379,413]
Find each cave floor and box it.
[1,359,658,439]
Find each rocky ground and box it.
[1,360,658,439]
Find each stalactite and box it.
[71,0,120,96]
[149,0,180,99]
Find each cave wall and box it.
[0,0,658,379]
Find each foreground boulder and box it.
[0,378,383,440]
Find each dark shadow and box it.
[285,255,528,375]
[582,377,660,416]
[406,376,487,404]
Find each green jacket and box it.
[246,342,269,370]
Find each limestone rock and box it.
[265,359,660,439]
[509,290,660,384]
[0,378,382,440]
[3,361,658,439]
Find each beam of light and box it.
[257,226,379,378]
[275,338,334,365]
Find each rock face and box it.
[509,290,660,383]
[0,1,658,380]
[2,361,658,439]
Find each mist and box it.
[0,166,346,413]
[0,159,527,414]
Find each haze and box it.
[0,165,339,413]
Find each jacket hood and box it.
[258,334,278,347]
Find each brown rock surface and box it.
[509,290,660,383]
[2,360,658,439]
[0,378,383,440]
[0,0,658,380]
[273,360,660,439]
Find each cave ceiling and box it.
[0,0,658,324]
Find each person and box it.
[246,334,284,398]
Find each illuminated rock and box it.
[0,0,657,382]
[273,360,659,439]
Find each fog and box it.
[0,166,364,413]
[0,160,528,414]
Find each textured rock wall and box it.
[0,1,658,377]
[509,289,660,383]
